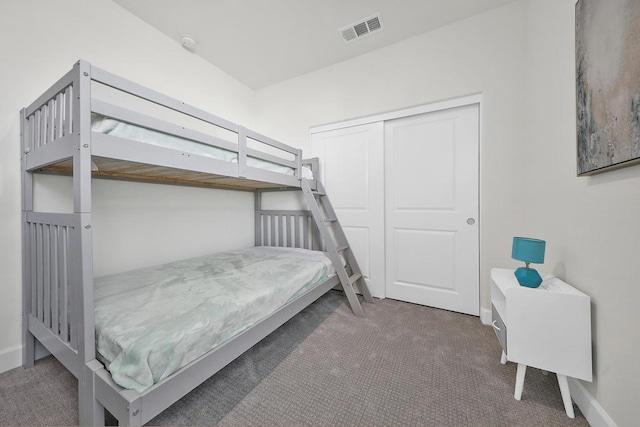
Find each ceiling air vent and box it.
[339,13,383,43]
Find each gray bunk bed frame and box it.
[20,60,373,426]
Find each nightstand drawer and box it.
[491,304,507,352]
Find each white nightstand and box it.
[490,268,592,418]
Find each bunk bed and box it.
[21,60,374,426]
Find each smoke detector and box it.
[180,35,197,51]
[339,13,383,43]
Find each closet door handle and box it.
[492,320,501,331]
[467,218,476,225]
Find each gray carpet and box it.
[0,291,587,426]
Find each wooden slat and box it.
[67,226,76,350]
[27,116,34,152]
[91,100,240,154]
[286,215,291,247]
[64,86,72,136]
[286,216,292,248]
[59,226,69,343]
[48,99,55,145]
[282,215,287,247]
[246,148,297,169]
[51,225,59,335]
[34,110,41,148]
[42,105,49,146]
[42,103,49,146]
[56,93,64,140]
[30,223,37,315]
[246,129,298,156]
[262,215,268,247]
[43,224,51,328]
[296,215,301,248]
[270,214,276,246]
[25,133,76,171]
[303,216,309,249]
[36,224,43,322]
[277,215,284,247]
[39,108,44,147]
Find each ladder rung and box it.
[312,191,326,196]
[349,273,362,284]
[336,244,349,252]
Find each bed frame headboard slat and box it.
[256,210,319,250]
[25,213,76,349]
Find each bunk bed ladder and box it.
[301,179,374,317]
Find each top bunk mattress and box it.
[91,114,313,179]
[94,246,334,393]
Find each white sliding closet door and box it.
[385,104,479,315]
[310,123,385,298]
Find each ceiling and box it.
[113,0,518,89]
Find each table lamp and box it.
[512,237,546,288]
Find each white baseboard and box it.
[480,307,492,325]
[0,342,51,375]
[568,378,618,427]
[0,344,22,374]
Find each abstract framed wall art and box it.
[576,0,640,176]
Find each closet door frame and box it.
[311,94,482,135]
[310,94,482,301]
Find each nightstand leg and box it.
[557,374,575,418]
[500,351,507,364]
[514,363,527,400]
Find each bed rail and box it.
[90,64,304,186]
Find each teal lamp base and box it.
[514,267,542,288]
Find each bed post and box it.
[301,158,323,250]
[302,157,320,182]
[70,60,105,426]
[21,107,36,369]
[255,190,262,246]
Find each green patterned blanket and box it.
[94,247,332,392]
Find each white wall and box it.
[255,1,638,425]
[0,0,257,371]
[254,2,530,313]
[523,1,639,426]
[2,1,635,424]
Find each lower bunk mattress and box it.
[94,246,334,393]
